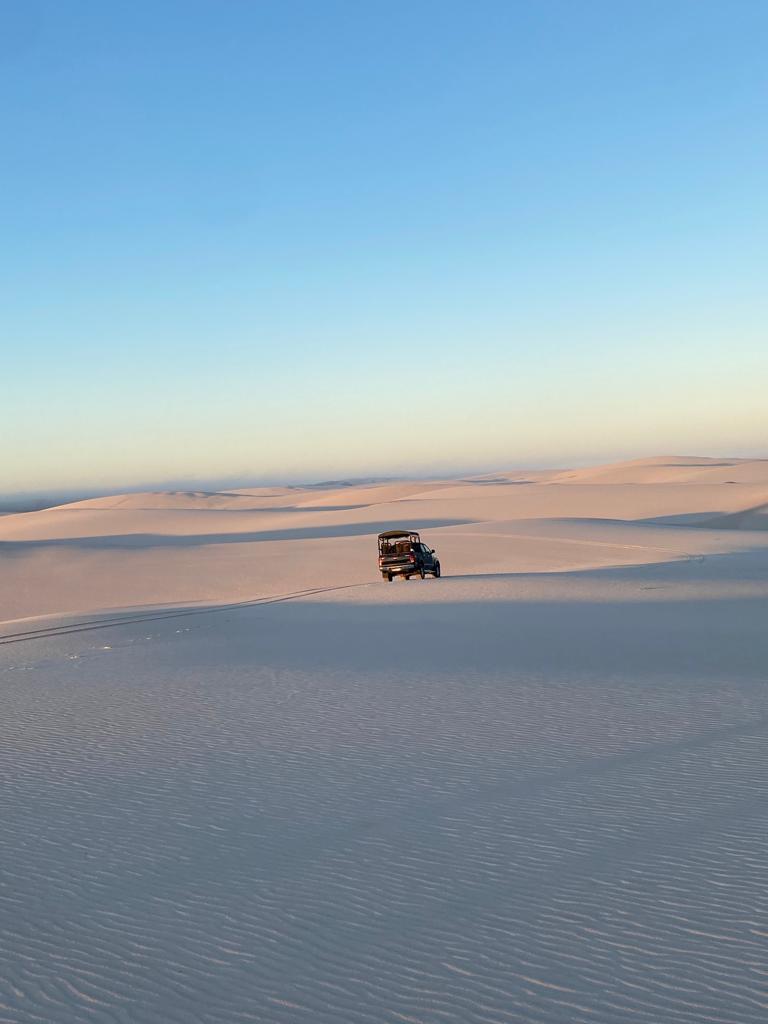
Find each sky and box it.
[3,0,767,495]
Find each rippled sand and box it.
[1,457,767,1022]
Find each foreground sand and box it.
[1,456,768,1023]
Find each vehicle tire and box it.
[384,573,392,582]
[419,567,426,579]
[434,562,441,578]
[404,574,411,581]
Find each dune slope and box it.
[1,457,767,1023]
[2,456,767,624]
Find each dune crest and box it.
[550,455,768,486]
[704,500,768,531]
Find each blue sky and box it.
[3,0,767,494]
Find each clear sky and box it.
[3,0,767,495]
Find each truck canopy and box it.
[378,530,420,555]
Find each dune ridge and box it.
[550,455,768,486]
[2,455,768,624]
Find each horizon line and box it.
[3,450,768,513]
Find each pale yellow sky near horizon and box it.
[10,345,766,494]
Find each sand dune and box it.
[551,454,768,485]
[55,486,306,512]
[0,481,759,624]
[1,456,768,1023]
[704,500,768,531]
[2,457,768,623]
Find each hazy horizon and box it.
[4,447,768,510]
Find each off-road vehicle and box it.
[377,530,441,581]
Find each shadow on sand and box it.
[0,518,475,554]
[5,550,766,671]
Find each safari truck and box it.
[377,530,441,581]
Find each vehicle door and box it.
[420,543,434,569]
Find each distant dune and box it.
[1,454,767,624]
[56,488,299,513]
[550,455,768,486]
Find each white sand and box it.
[1,456,767,1022]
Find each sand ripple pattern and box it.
[1,601,767,1023]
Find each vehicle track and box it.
[0,533,710,648]
[0,581,373,646]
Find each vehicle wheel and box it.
[419,567,426,579]
[404,574,411,581]
[434,562,441,578]
[383,573,392,582]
